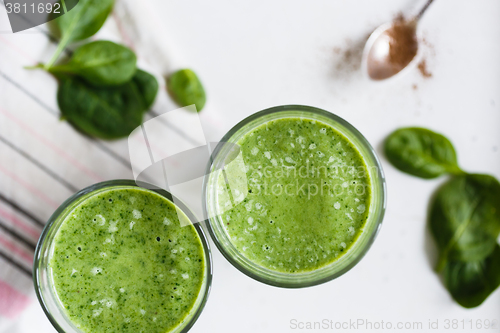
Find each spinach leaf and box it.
[56,0,114,43]
[133,69,159,110]
[430,174,500,271]
[443,244,500,308]
[46,0,114,68]
[56,69,158,139]
[49,41,137,87]
[385,127,463,179]
[167,69,206,111]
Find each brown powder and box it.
[417,59,432,78]
[387,15,418,70]
[331,35,369,79]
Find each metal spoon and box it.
[362,0,434,81]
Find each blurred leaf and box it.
[56,0,114,43]
[133,69,159,110]
[430,174,500,270]
[385,127,462,179]
[167,69,206,111]
[50,41,137,87]
[57,69,158,139]
[443,245,500,308]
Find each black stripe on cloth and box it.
[0,250,32,277]
[0,220,37,251]
[0,71,167,186]
[0,134,79,193]
[0,192,45,227]
[0,70,133,171]
[0,70,57,116]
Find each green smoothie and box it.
[49,187,206,333]
[217,117,371,273]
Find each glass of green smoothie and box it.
[34,180,212,333]
[203,105,386,288]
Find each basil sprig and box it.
[385,127,500,308]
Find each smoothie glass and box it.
[203,105,386,288]
[34,180,212,333]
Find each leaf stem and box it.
[24,64,45,70]
[45,33,71,70]
[47,63,75,75]
[61,0,67,13]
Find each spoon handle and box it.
[416,0,435,20]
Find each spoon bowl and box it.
[362,0,434,81]
[362,19,418,81]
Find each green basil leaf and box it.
[132,69,159,110]
[57,69,158,139]
[167,69,206,112]
[49,41,137,87]
[385,127,463,179]
[443,244,500,308]
[56,0,114,43]
[430,174,500,271]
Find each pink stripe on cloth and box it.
[0,35,38,64]
[0,107,104,183]
[112,12,136,51]
[0,235,34,264]
[0,206,40,239]
[0,164,59,209]
[0,280,31,319]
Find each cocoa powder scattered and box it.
[331,36,369,78]
[417,59,432,78]
[387,15,418,70]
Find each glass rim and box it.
[202,104,387,288]
[33,179,213,333]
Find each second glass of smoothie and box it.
[203,105,386,288]
[34,180,212,333]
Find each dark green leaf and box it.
[443,245,500,308]
[49,41,137,87]
[57,69,158,139]
[56,0,114,43]
[132,69,159,110]
[430,174,500,271]
[385,127,463,179]
[167,69,206,111]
